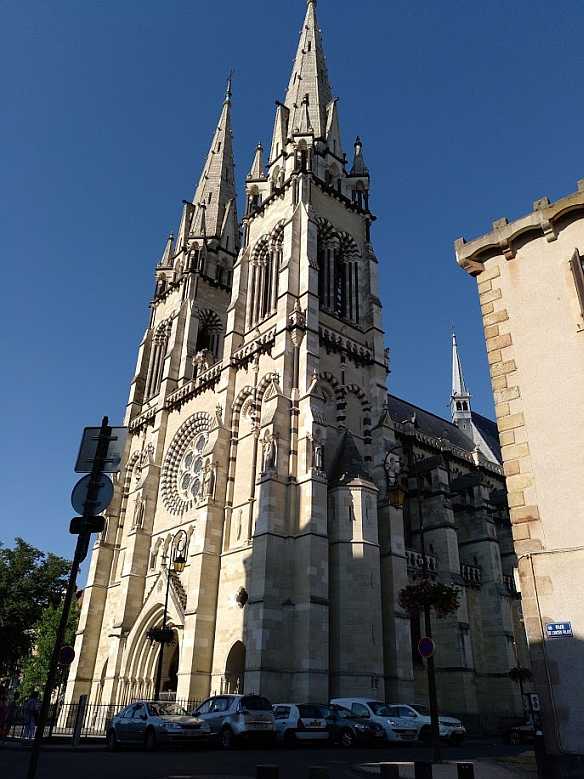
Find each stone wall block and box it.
[490,359,517,377]
[487,349,502,365]
[499,430,515,447]
[510,505,540,524]
[484,324,500,339]
[495,386,520,403]
[483,309,509,327]
[487,333,512,352]
[498,413,525,432]
[480,288,503,305]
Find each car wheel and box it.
[340,728,355,748]
[106,729,118,751]
[144,728,157,752]
[283,730,296,747]
[419,726,432,745]
[221,727,235,750]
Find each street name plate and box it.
[75,426,128,473]
[545,622,573,639]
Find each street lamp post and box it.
[152,530,187,701]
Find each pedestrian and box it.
[22,691,40,740]
[0,689,10,740]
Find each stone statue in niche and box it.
[384,450,402,487]
[261,431,278,473]
[192,348,213,378]
[312,433,324,472]
[236,510,243,540]
[133,495,146,529]
[202,459,215,498]
[215,403,223,427]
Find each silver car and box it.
[192,694,276,749]
[107,701,211,751]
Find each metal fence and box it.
[3,697,203,742]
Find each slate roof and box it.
[471,411,502,461]
[328,430,371,485]
[385,394,478,453]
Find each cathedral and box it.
[67,0,527,732]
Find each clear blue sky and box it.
[1,0,582,564]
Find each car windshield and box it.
[241,696,272,711]
[298,704,323,718]
[147,703,187,717]
[410,704,430,716]
[367,702,393,716]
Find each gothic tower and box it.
[66,3,527,729]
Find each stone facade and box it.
[67,0,527,732]
[456,183,584,759]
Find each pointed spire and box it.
[350,136,368,176]
[158,233,174,267]
[283,0,333,138]
[189,77,238,247]
[451,332,468,398]
[451,331,472,432]
[247,143,266,180]
[325,99,344,159]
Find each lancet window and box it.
[246,223,284,329]
[317,219,361,324]
[195,308,223,359]
[145,320,171,399]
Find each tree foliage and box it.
[399,579,461,618]
[0,538,71,677]
[18,601,78,702]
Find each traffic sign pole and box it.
[27,417,114,779]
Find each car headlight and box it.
[387,719,400,727]
[354,723,367,731]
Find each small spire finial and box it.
[225,69,234,103]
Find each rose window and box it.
[177,435,206,502]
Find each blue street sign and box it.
[545,622,573,639]
[418,637,435,658]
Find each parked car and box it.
[106,701,211,751]
[273,703,329,745]
[386,704,466,744]
[191,694,276,749]
[317,703,386,747]
[330,698,418,743]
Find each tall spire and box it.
[284,0,333,138]
[189,77,238,245]
[451,332,472,432]
[451,332,468,398]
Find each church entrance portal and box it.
[223,641,245,694]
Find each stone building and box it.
[67,0,526,731]
[456,183,584,761]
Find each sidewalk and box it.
[353,757,536,778]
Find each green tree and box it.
[18,601,79,701]
[0,538,71,677]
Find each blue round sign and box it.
[418,637,435,659]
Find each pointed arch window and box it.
[317,220,361,324]
[246,224,284,329]
[195,309,223,360]
[145,320,171,400]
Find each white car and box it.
[330,698,418,743]
[273,703,330,745]
[386,704,466,744]
[192,694,276,749]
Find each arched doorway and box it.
[223,641,245,694]
[159,630,180,700]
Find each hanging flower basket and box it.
[146,626,175,645]
[509,666,533,683]
[399,579,461,618]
